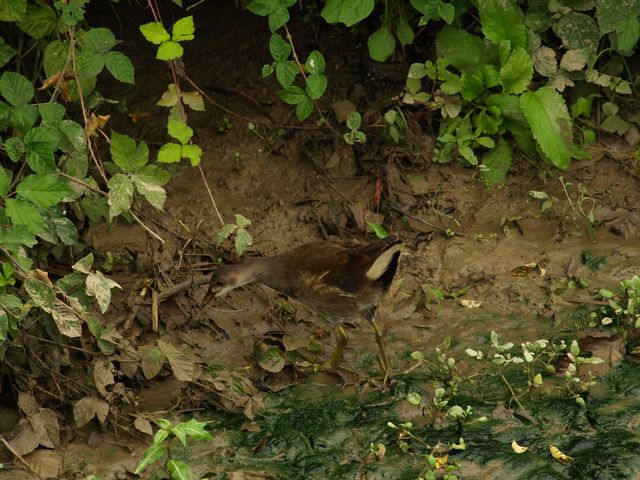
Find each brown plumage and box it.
[202,236,403,382]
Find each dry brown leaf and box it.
[9,419,40,456]
[158,339,198,382]
[134,416,154,436]
[74,396,110,427]
[93,359,115,397]
[18,392,40,416]
[85,114,110,137]
[140,344,164,379]
[24,449,63,479]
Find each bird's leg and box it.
[371,318,391,385]
[328,323,348,369]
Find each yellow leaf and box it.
[511,439,529,453]
[550,445,575,464]
[435,455,448,469]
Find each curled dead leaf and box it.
[460,299,482,308]
[511,263,538,277]
[85,114,111,137]
[550,444,574,464]
[511,439,529,453]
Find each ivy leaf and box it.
[157,41,183,61]
[72,253,93,274]
[86,271,121,313]
[215,224,236,246]
[0,71,34,106]
[235,227,253,256]
[321,0,375,27]
[499,47,533,94]
[172,16,195,41]
[139,22,170,45]
[51,301,82,337]
[110,131,148,173]
[167,118,193,145]
[5,198,46,233]
[107,173,134,219]
[235,214,251,228]
[520,87,575,170]
[104,51,135,84]
[16,174,71,208]
[157,143,182,163]
[23,278,55,313]
[368,26,395,62]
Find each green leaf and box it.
[157,143,182,163]
[479,0,527,49]
[107,173,134,219]
[16,4,56,39]
[396,18,414,46]
[58,120,87,153]
[56,0,89,27]
[321,0,374,27]
[80,196,109,223]
[78,49,105,77]
[368,26,395,62]
[104,51,134,84]
[16,175,71,208]
[480,139,512,185]
[500,47,533,94]
[38,103,65,124]
[216,224,236,245]
[83,28,117,53]
[167,460,191,480]
[295,95,313,120]
[0,224,37,248]
[110,131,148,173]
[367,222,389,239]
[268,6,289,32]
[460,70,484,101]
[305,74,327,100]
[304,50,325,74]
[520,87,574,170]
[132,175,166,210]
[172,16,194,41]
[11,104,39,132]
[139,22,170,45]
[24,127,59,174]
[24,279,55,313]
[257,346,285,372]
[72,253,93,274]
[179,418,212,440]
[134,444,167,474]
[0,0,27,21]
[346,111,361,129]
[0,71,34,106]
[269,33,291,62]
[52,214,78,246]
[0,36,16,68]
[167,118,193,145]
[4,137,24,163]
[43,40,68,77]
[436,27,493,73]
[0,167,11,197]
[555,11,600,52]
[278,86,306,104]
[136,165,170,186]
[597,0,640,34]
[275,61,297,87]
[6,198,45,233]
[247,0,279,16]
[157,41,183,61]
[86,271,121,313]
[181,144,202,166]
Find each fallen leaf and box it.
[550,444,575,464]
[511,263,538,276]
[85,114,111,137]
[460,299,482,308]
[512,439,529,453]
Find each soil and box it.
[1,1,640,479]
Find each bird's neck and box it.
[234,256,282,288]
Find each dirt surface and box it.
[2,1,640,479]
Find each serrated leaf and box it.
[0,36,15,68]
[104,51,135,84]
[0,71,34,106]
[480,139,512,185]
[139,22,169,45]
[107,173,134,219]
[158,143,182,163]
[172,16,194,41]
[257,346,286,372]
[167,118,193,145]
[555,11,600,52]
[0,0,27,21]
[16,175,71,208]
[182,90,204,111]
[133,175,166,210]
[235,227,253,256]
[59,120,87,153]
[436,27,493,73]
[86,271,121,313]
[215,224,236,245]
[560,48,591,72]
[5,198,45,233]
[0,224,37,248]
[38,103,65,124]
[156,84,179,107]
[181,144,202,166]
[500,47,533,94]
[479,0,527,49]
[110,131,148,172]
[520,87,575,170]
[78,51,106,79]
[157,41,183,61]
[368,26,395,62]
[0,166,12,197]
[16,4,55,38]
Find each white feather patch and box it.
[365,244,402,280]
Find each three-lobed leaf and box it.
[110,131,148,173]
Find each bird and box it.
[201,236,403,383]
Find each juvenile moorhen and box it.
[201,236,403,383]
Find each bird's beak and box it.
[200,288,219,309]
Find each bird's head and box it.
[201,267,243,308]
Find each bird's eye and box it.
[216,280,225,286]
